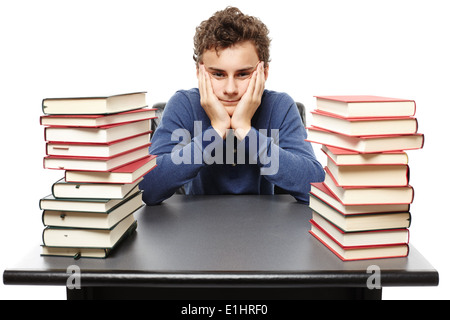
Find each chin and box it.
[224,106,236,116]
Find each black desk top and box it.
[3,195,438,288]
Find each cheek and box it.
[210,78,222,94]
[238,79,251,95]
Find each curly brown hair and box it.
[193,7,271,66]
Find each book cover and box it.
[41,219,137,259]
[306,126,424,153]
[39,186,142,213]
[40,108,156,127]
[42,92,147,115]
[314,95,416,118]
[311,213,410,247]
[310,182,411,214]
[310,221,409,261]
[44,119,151,143]
[309,193,411,232]
[42,191,143,229]
[46,132,151,157]
[323,169,415,205]
[64,154,156,184]
[321,145,409,166]
[325,156,410,187]
[51,177,143,199]
[43,144,150,171]
[42,215,137,249]
[310,110,418,136]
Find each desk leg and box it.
[67,286,382,300]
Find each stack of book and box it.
[306,95,424,261]
[39,92,157,259]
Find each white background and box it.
[1,0,449,300]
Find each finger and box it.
[199,65,209,101]
[245,68,258,99]
[204,70,215,96]
[198,65,204,91]
[198,66,210,109]
[259,61,266,96]
[255,62,266,98]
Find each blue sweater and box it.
[139,88,325,205]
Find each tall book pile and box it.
[306,95,424,261]
[39,92,157,259]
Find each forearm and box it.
[140,126,223,205]
[243,127,325,203]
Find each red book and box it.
[42,92,147,115]
[309,192,411,232]
[306,126,424,153]
[323,168,414,205]
[321,145,409,166]
[324,150,410,187]
[309,218,409,261]
[44,144,150,171]
[44,119,151,143]
[311,212,410,247]
[310,110,418,136]
[314,95,416,118]
[310,182,410,215]
[64,155,157,184]
[46,132,151,158]
[40,108,156,127]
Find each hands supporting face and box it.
[198,61,266,140]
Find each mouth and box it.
[220,99,240,106]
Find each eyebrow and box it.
[207,64,257,73]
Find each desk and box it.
[3,195,438,300]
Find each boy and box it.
[140,7,324,205]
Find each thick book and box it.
[42,191,143,229]
[311,213,409,247]
[306,126,424,153]
[65,154,156,184]
[42,92,147,115]
[309,220,409,261]
[46,132,151,157]
[310,110,418,136]
[44,119,151,143]
[43,144,150,171]
[314,95,416,118]
[310,182,410,214]
[321,145,408,165]
[39,186,141,213]
[324,169,414,205]
[42,214,137,249]
[40,108,156,127]
[52,177,143,199]
[41,220,137,259]
[325,155,409,187]
[309,193,411,232]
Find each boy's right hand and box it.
[198,65,230,138]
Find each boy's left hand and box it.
[231,61,266,140]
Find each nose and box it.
[223,77,238,97]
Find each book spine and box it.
[42,99,47,114]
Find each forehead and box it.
[202,41,259,70]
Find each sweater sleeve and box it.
[241,96,325,204]
[139,91,223,205]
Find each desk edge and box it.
[3,269,439,288]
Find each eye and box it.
[237,72,251,79]
[211,72,226,79]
